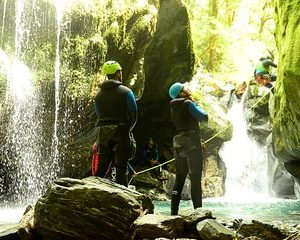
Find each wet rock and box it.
[202,155,225,198]
[284,232,300,240]
[237,220,288,240]
[196,219,236,240]
[133,214,184,239]
[0,225,19,240]
[180,208,213,239]
[34,177,153,240]
[17,205,37,240]
[180,208,213,230]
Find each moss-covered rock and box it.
[274,0,300,183]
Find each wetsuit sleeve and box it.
[188,101,208,122]
[94,101,100,116]
[126,91,138,130]
[263,59,277,68]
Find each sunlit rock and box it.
[196,219,236,240]
[34,177,153,240]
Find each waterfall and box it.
[1,0,7,45]
[50,0,64,177]
[0,0,65,205]
[0,48,44,204]
[219,96,268,201]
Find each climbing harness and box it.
[128,85,274,185]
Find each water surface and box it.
[154,198,300,224]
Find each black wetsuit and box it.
[94,79,137,186]
[170,98,208,215]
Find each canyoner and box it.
[92,60,138,187]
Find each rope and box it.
[128,158,174,185]
[128,85,274,185]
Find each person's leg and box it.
[189,173,202,208]
[114,142,129,186]
[171,148,188,215]
[97,143,111,178]
[270,75,276,82]
[171,172,187,215]
[186,134,204,209]
[114,130,131,187]
[265,82,275,93]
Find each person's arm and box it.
[126,91,138,131]
[263,59,277,68]
[188,101,208,122]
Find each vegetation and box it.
[185,0,276,80]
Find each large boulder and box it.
[34,177,153,240]
[273,0,300,184]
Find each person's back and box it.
[254,57,277,92]
[94,60,137,187]
[95,80,131,126]
[255,57,277,76]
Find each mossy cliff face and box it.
[142,0,195,102]
[274,0,300,183]
[0,0,194,178]
[133,0,195,163]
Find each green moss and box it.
[273,0,300,161]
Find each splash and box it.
[219,97,268,202]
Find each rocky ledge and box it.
[1,177,299,240]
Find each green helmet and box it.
[101,61,122,75]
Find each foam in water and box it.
[219,97,268,201]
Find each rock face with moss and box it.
[0,0,195,181]
[274,0,300,186]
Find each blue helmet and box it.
[169,82,184,99]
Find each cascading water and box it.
[219,94,268,201]
[0,0,65,205]
[1,0,7,45]
[50,0,65,179]
[1,51,44,204]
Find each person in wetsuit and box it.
[169,82,208,215]
[254,57,277,91]
[94,60,137,187]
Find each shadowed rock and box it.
[237,220,288,240]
